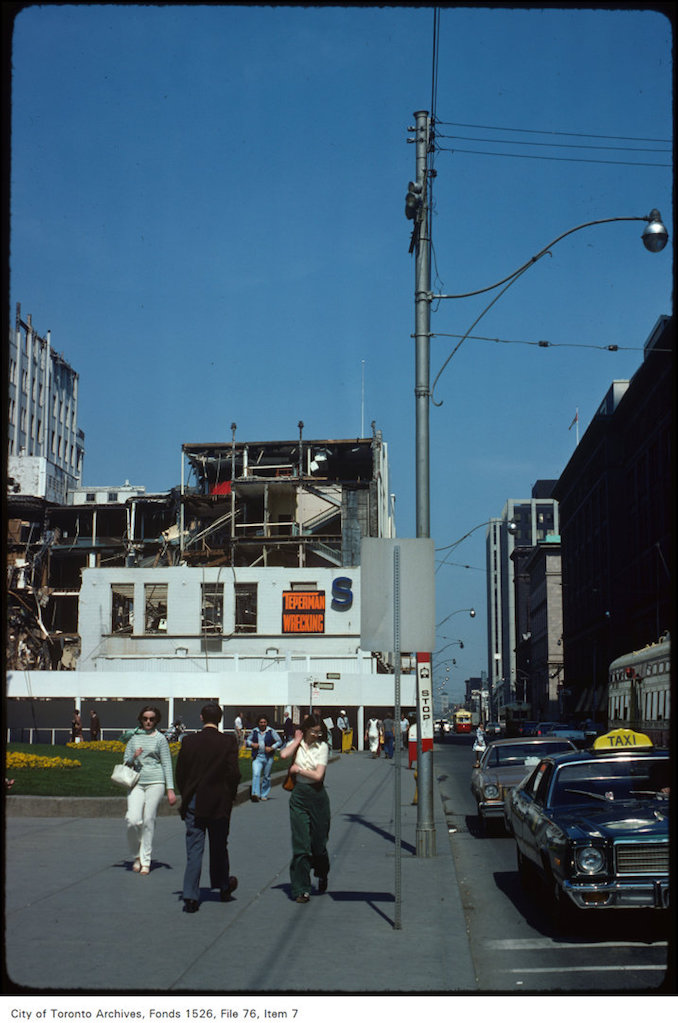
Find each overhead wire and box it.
[427,332,673,354]
[434,119,671,144]
[435,145,670,168]
[432,113,671,166]
[435,132,670,154]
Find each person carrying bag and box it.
[112,727,141,788]
[111,761,139,789]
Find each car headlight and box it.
[574,845,606,874]
[484,784,500,799]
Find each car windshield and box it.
[550,758,670,806]
[484,741,571,768]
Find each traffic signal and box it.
[405,179,423,220]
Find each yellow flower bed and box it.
[6,752,81,770]
[66,740,182,755]
[66,740,126,752]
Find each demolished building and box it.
[7,428,416,743]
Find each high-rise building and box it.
[8,304,84,502]
[553,314,673,722]
[486,486,559,717]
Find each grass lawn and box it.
[5,742,286,797]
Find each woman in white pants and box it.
[124,705,176,875]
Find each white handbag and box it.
[111,763,139,789]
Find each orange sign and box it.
[282,591,326,633]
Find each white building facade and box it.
[7,565,416,744]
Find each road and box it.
[434,732,672,993]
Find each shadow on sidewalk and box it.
[341,812,416,855]
[270,883,396,925]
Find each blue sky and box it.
[10,5,673,700]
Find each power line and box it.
[427,332,674,354]
[434,119,671,144]
[435,131,670,154]
[436,144,670,168]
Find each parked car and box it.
[534,721,560,736]
[470,736,576,831]
[517,720,538,737]
[484,721,502,736]
[505,728,670,926]
[544,724,588,748]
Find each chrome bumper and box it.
[562,878,669,909]
[478,800,504,818]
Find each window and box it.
[235,583,257,633]
[108,492,118,503]
[201,583,224,634]
[144,583,168,633]
[290,581,317,590]
[112,584,134,634]
[86,492,96,503]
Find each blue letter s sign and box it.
[331,576,353,611]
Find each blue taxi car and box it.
[506,728,670,922]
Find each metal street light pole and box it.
[407,109,435,856]
[404,103,668,858]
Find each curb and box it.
[4,755,341,818]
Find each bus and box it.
[453,709,473,734]
[608,632,670,748]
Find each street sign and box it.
[360,538,435,651]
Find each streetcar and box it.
[608,632,670,748]
[452,709,473,734]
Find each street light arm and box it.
[434,640,464,658]
[429,211,667,406]
[436,521,492,552]
[436,607,476,628]
[429,214,662,301]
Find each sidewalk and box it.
[4,751,477,994]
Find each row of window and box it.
[9,429,81,470]
[609,686,670,722]
[111,582,259,635]
[610,659,669,682]
[109,579,325,636]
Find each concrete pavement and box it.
[4,750,478,994]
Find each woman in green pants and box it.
[280,714,330,903]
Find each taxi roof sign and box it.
[593,727,654,752]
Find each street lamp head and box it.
[642,210,669,253]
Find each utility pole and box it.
[406,109,435,857]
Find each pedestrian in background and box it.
[365,716,381,758]
[123,705,176,875]
[71,708,83,743]
[89,709,101,741]
[282,710,296,746]
[234,711,245,750]
[337,710,350,752]
[400,713,410,751]
[473,723,486,766]
[382,714,395,760]
[246,714,282,802]
[176,702,240,914]
[280,713,331,903]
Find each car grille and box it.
[615,841,668,875]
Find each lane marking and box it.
[502,965,666,974]
[487,938,667,950]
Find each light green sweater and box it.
[124,730,174,789]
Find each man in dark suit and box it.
[176,703,241,913]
